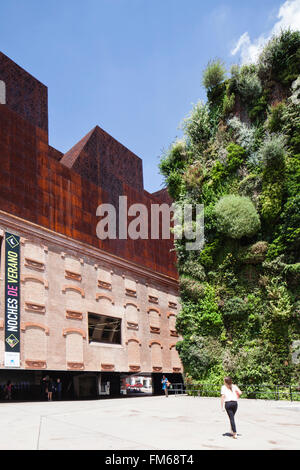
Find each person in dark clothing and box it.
[42,375,50,400]
[47,378,55,401]
[56,378,62,400]
[4,381,12,400]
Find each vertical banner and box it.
[4,232,20,368]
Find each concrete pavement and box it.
[0,395,299,450]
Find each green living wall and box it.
[160,30,300,391]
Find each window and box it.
[88,313,121,345]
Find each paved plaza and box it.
[0,395,299,450]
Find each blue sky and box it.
[1,0,296,192]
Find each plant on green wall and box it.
[214,195,261,239]
[181,101,212,151]
[202,59,227,91]
[258,29,300,87]
[231,64,262,102]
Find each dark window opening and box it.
[88,313,121,345]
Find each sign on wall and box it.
[4,232,20,368]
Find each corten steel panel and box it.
[0,52,48,133]
[151,188,173,205]
[61,125,144,192]
[48,145,63,161]
[0,104,177,280]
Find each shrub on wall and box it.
[260,182,283,223]
[259,134,286,168]
[181,101,212,150]
[222,89,235,116]
[202,59,226,91]
[258,29,300,86]
[214,195,261,239]
[226,143,246,172]
[238,174,262,206]
[179,258,206,281]
[227,116,257,154]
[266,102,286,133]
[179,277,206,302]
[159,139,189,177]
[231,64,262,102]
[238,241,269,264]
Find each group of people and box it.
[162,374,242,440]
[41,376,62,401]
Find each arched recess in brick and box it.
[63,285,84,312]
[64,255,82,282]
[149,341,163,370]
[96,294,114,304]
[169,344,182,372]
[62,285,85,297]
[22,275,49,288]
[24,241,47,270]
[95,294,115,316]
[62,328,86,338]
[127,338,141,368]
[21,322,49,335]
[23,324,48,363]
[23,276,48,306]
[63,329,85,366]
[125,303,139,325]
[96,265,112,289]
[167,312,177,331]
[148,308,160,329]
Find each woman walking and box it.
[221,376,242,439]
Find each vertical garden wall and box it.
[160,30,300,390]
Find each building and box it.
[0,52,183,400]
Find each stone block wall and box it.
[0,221,182,374]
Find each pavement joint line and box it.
[38,414,160,450]
[36,415,44,451]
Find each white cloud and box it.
[231,0,300,64]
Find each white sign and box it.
[5,352,20,368]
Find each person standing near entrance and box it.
[42,375,50,400]
[221,376,242,439]
[161,375,170,397]
[4,381,12,400]
[56,378,62,400]
[47,378,54,401]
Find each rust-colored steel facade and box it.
[0,52,177,279]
